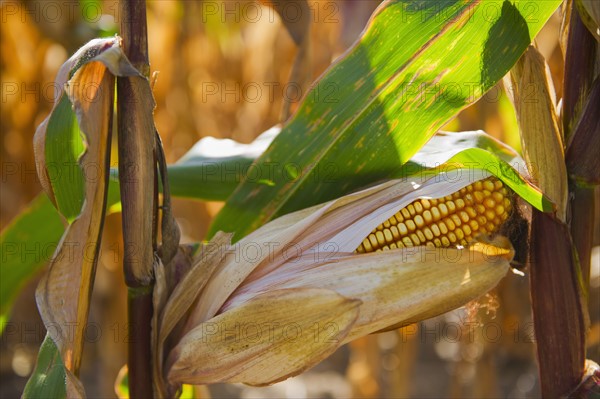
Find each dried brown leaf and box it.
[35,62,114,373]
[510,46,568,221]
[33,38,140,378]
[117,74,158,285]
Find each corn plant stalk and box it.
[564,8,600,288]
[513,4,595,396]
[562,3,598,143]
[117,0,156,397]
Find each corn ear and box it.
[356,177,512,252]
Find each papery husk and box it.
[187,169,498,329]
[32,38,139,387]
[152,234,231,397]
[166,237,512,387]
[231,238,514,341]
[168,288,361,386]
[509,45,568,221]
[164,169,514,387]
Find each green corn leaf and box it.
[208,0,562,240]
[165,127,279,200]
[0,185,121,331]
[44,95,86,222]
[22,334,68,399]
[0,196,64,332]
[394,131,553,212]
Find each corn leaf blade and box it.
[209,0,562,240]
[22,335,68,399]
[22,334,85,398]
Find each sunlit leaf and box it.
[209,0,562,240]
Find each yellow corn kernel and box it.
[356,177,513,252]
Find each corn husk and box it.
[155,169,514,392]
[508,45,569,221]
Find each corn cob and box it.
[356,177,513,253]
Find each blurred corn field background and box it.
[1,1,599,397]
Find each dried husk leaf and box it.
[32,38,140,384]
[226,238,513,341]
[167,288,361,386]
[186,175,424,328]
[188,169,504,330]
[152,233,231,396]
[184,199,335,328]
[35,62,114,373]
[509,46,568,221]
[33,38,139,206]
[165,230,511,387]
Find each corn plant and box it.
[1,0,599,397]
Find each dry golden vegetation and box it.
[1,1,598,397]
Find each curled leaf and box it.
[30,38,140,392]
